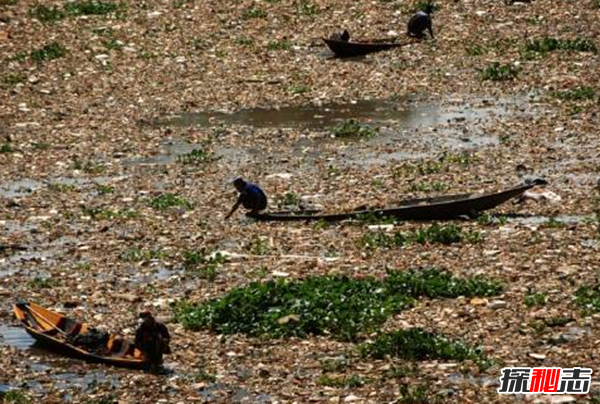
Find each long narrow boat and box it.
[323,38,405,58]
[249,181,546,222]
[13,302,146,369]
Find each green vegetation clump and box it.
[481,62,519,81]
[360,328,486,364]
[1,390,30,404]
[183,249,225,280]
[149,193,192,210]
[47,182,77,192]
[120,247,166,262]
[177,149,214,165]
[64,0,120,16]
[30,42,67,63]
[72,157,105,173]
[280,191,300,207]
[574,284,600,313]
[2,72,25,86]
[287,84,310,95]
[29,5,65,23]
[523,37,597,55]
[552,86,596,101]
[266,39,292,51]
[361,224,481,250]
[30,1,122,22]
[415,1,439,12]
[242,6,267,19]
[316,374,370,388]
[408,181,447,193]
[234,37,255,47]
[95,183,114,195]
[32,141,51,150]
[383,268,502,298]
[524,292,547,308]
[27,277,58,289]
[476,213,507,226]
[331,119,378,139]
[82,206,139,220]
[296,0,319,16]
[246,236,271,255]
[0,143,13,153]
[174,268,501,341]
[175,274,413,341]
[394,152,476,176]
[465,43,487,56]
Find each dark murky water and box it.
[154,99,416,129]
[507,214,594,226]
[447,373,499,387]
[151,97,525,132]
[0,179,44,198]
[134,96,534,168]
[0,325,120,397]
[0,176,125,199]
[0,325,36,350]
[127,267,183,284]
[196,382,274,403]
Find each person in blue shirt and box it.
[225,178,268,219]
[407,4,434,39]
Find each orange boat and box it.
[13,302,146,369]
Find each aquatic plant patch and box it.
[574,284,600,314]
[30,42,67,63]
[361,223,481,249]
[360,328,487,366]
[481,62,519,81]
[331,119,378,139]
[175,268,501,341]
[148,193,192,210]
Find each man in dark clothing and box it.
[329,30,350,42]
[225,177,268,219]
[135,311,171,371]
[407,4,434,39]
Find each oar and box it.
[26,305,70,337]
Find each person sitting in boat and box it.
[135,311,171,371]
[225,177,268,219]
[329,29,350,42]
[70,327,110,355]
[407,3,434,39]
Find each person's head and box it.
[423,3,435,13]
[139,310,155,324]
[233,177,247,192]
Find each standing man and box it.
[135,311,171,372]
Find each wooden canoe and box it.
[13,302,146,370]
[248,181,545,222]
[323,38,405,58]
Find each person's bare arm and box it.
[225,198,242,220]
